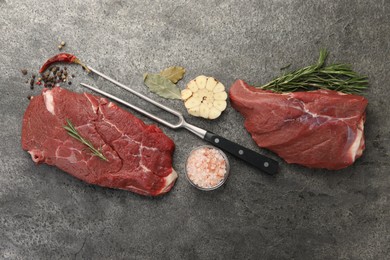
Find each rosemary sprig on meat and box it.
[258,49,368,94]
[64,119,108,161]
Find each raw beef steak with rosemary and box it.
[22,87,177,196]
[229,80,368,170]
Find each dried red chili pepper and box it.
[39,53,90,74]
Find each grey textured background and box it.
[1,0,389,259]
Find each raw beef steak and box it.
[22,87,177,196]
[229,80,368,170]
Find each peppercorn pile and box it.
[21,41,82,99]
[22,66,74,91]
[37,66,74,88]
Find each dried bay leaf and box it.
[159,66,186,83]
[144,73,181,100]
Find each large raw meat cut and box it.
[229,80,368,170]
[22,87,177,196]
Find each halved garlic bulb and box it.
[181,76,227,119]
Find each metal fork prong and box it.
[87,66,183,118]
[80,83,182,129]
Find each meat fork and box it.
[80,67,279,175]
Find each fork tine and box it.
[80,83,182,129]
[87,66,183,117]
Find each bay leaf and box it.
[159,66,186,83]
[144,73,182,100]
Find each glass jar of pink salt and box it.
[185,145,230,191]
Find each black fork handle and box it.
[204,132,279,175]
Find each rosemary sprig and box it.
[258,49,368,94]
[64,119,108,161]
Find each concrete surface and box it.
[1,0,389,259]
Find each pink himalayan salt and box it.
[186,147,228,189]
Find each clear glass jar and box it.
[185,145,230,191]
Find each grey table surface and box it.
[1,0,389,259]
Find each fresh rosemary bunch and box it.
[64,119,108,162]
[259,49,368,94]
